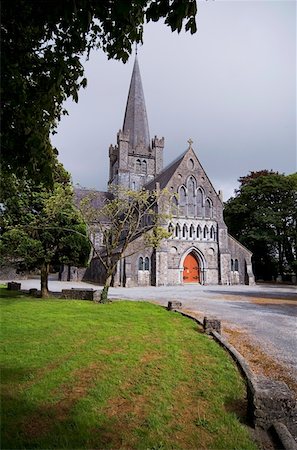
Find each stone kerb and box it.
[167,306,297,447]
[61,288,101,301]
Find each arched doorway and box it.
[183,252,200,283]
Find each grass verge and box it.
[1,288,258,449]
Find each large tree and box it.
[1,0,197,185]
[79,186,171,302]
[224,171,297,281]
[0,164,91,298]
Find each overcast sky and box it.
[51,0,296,201]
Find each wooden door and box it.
[183,253,200,283]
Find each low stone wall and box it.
[61,288,101,301]
[7,282,21,291]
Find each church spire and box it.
[123,56,150,150]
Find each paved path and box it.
[1,279,296,382]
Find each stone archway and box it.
[183,252,200,283]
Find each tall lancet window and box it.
[141,160,147,174]
[179,186,187,216]
[197,188,203,216]
[136,159,141,173]
[187,177,196,217]
[205,199,213,218]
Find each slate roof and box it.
[74,188,113,209]
[123,56,150,150]
[145,149,188,191]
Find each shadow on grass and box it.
[224,395,249,426]
[1,386,129,450]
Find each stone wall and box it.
[61,288,101,301]
[228,235,255,285]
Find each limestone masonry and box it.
[65,56,255,287]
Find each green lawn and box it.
[0,288,258,450]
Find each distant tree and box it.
[79,186,171,303]
[1,0,197,185]
[224,171,297,281]
[0,164,91,297]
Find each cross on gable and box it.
[188,138,193,148]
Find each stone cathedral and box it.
[72,56,255,287]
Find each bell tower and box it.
[109,56,164,190]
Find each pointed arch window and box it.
[179,186,187,216]
[136,159,141,173]
[210,226,215,240]
[141,160,147,174]
[171,195,178,215]
[144,257,150,271]
[182,224,188,239]
[205,198,213,218]
[189,224,195,239]
[203,225,208,239]
[179,186,186,205]
[231,259,234,271]
[187,177,196,217]
[234,259,239,271]
[197,188,203,216]
[197,225,202,239]
[138,257,144,271]
[168,223,174,235]
[175,223,181,238]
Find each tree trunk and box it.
[100,274,112,303]
[40,263,50,298]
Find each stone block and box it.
[167,301,182,311]
[203,316,221,334]
[29,288,39,297]
[248,377,296,430]
[7,282,21,291]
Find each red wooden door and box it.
[183,253,200,283]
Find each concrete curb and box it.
[172,308,297,449]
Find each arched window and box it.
[171,195,178,215]
[132,181,136,190]
[144,257,150,271]
[187,177,196,217]
[210,226,215,240]
[197,188,203,216]
[182,224,188,238]
[179,186,187,216]
[231,259,234,271]
[138,257,144,271]
[142,160,147,174]
[175,224,181,238]
[189,224,195,239]
[179,186,186,205]
[203,225,208,239]
[168,223,174,234]
[205,198,213,218]
[136,159,141,173]
[234,259,239,271]
[196,225,202,239]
